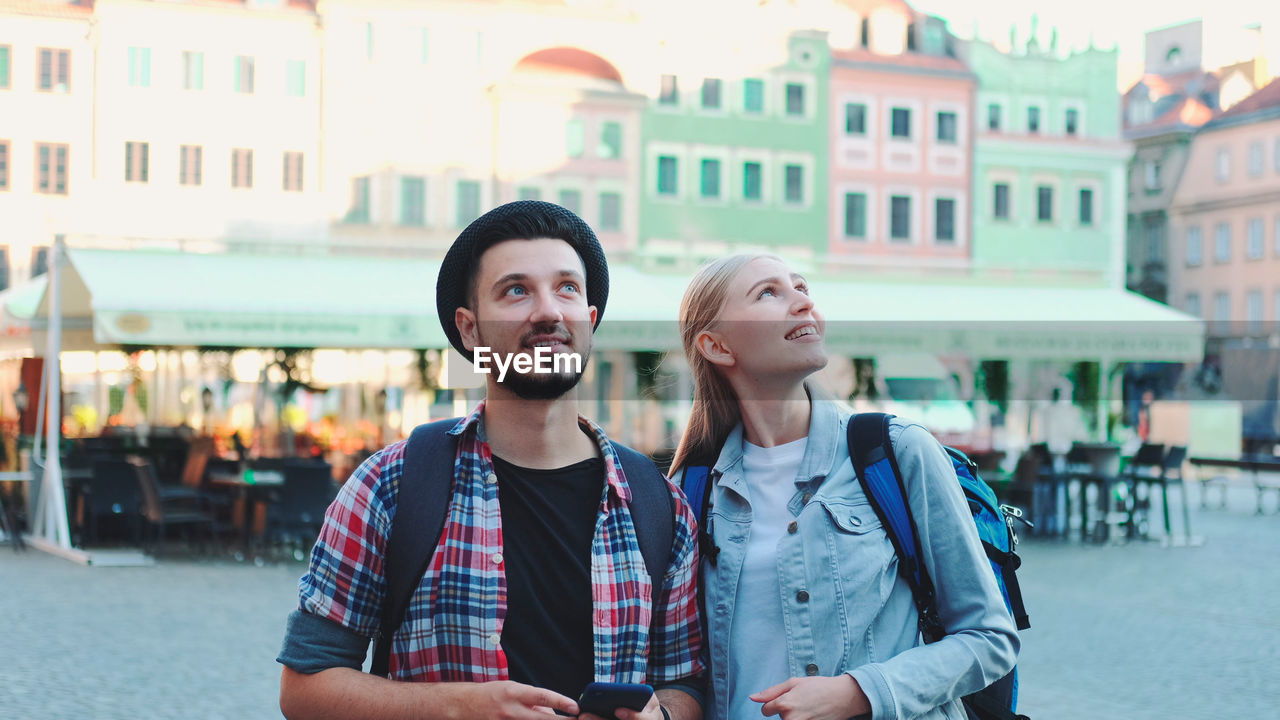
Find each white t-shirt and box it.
[726,436,807,720]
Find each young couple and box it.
[277,201,1018,720]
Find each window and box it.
[890,195,911,241]
[31,247,48,278]
[843,193,867,239]
[37,48,70,92]
[936,112,957,143]
[286,60,306,97]
[1027,106,1040,133]
[182,51,204,91]
[0,141,8,190]
[565,119,584,159]
[1185,292,1200,318]
[657,156,678,196]
[993,183,1010,220]
[845,103,867,136]
[1213,292,1230,328]
[0,45,9,89]
[421,27,430,64]
[659,74,678,105]
[229,149,253,188]
[1246,290,1263,333]
[283,152,304,192]
[599,192,621,231]
[1185,226,1202,266]
[1275,137,1280,173]
[1036,185,1053,222]
[124,141,149,183]
[456,180,481,225]
[701,78,721,109]
[1079,188,1094,225]
[346,176,371,223]
[742,162,762,201]
[598,122,622,159]
[700,159,721,199]
[127,47,150,87]
[517,187,540,201]
[743,79,764,113]
[1144,161,1161,191]
[0,247,8,292]
[1248,141,1264,177]
[557,189,581,215]
[1065,108,1079,136]
[784,164,803,204]
[1216,148,1230,182]
[179,145,202,186]
[1145,219,1163,263]
[234,56,255,94]
[1214,222,1231,262]
[785,83,805,116]
[987,103,1001,131]
[935,198,955,243]
[35,143,68,194]
[891,107,911,138]
[1247,218,1264,259]
[365,22,375,61]
[400,176,425,226]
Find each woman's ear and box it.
[695,329,736,369]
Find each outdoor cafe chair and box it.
[1122,443,1167,539]
[132,457,217,556]
[83,458,145,548]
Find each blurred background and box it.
[0,0,1278,559]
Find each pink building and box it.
[1169,79,1280,340]
[827,0,974,269]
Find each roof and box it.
[1212,77,1280,122]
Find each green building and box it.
[967,35,1130,288]
[637,30,829,267]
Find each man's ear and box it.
[694,329,735,369]
[455,307,479,352]
[588,305,598,327]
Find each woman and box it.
[669,254,1018,720]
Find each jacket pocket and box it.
[812,498,896,669]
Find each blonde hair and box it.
[668,253,781,475]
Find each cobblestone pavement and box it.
[3,480,1278,719]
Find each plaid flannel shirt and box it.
[298,401,703,685]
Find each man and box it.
[277,201,704,720]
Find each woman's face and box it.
[704,257,828,381]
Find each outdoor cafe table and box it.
[1063,443,1127,542]
[207,467,284,558]
[1188,455,1280,515]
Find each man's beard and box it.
[476,324,591,400]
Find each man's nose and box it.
[529,289,564,324]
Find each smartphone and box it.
[577,682,654,720]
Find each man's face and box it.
[455,238,597,400]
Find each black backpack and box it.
[369,418,675,677]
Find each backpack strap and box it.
[613,443,675,594]
[847,412,945,642]
[370,418,460,678]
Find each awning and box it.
[17,248,449,349]
[598,267,1205,362]
[5,248,1204,361]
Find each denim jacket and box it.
[701,399,1019,720]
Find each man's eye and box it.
[505,286,526,297]
[561,283,580,294]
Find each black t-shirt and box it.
[492,454,603,700]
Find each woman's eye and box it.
[795,284,809,296]
[757,287,777,299]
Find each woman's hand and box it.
[750,675,871,720]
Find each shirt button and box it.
[787,521,798,534]
[796,590,810,603]
[805,663,819,676]
[492,553,503,565]
[485,472,498,485]
[489,633,501,646]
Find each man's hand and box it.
[750,675,871,720]
[583,691,663,720]
[463,680,580,720]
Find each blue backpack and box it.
[680,412,1030,720]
